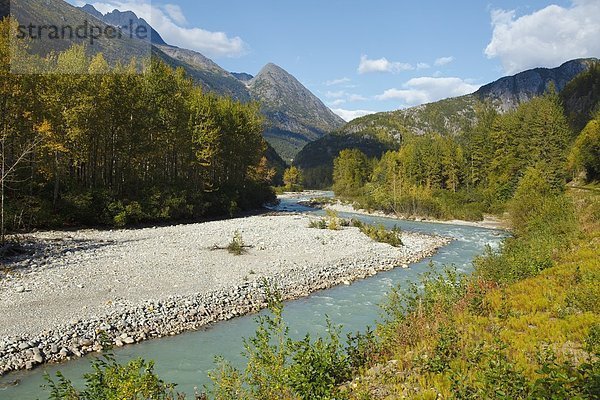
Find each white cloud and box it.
[329,99,346,106]
[358,55,413,74]
[376,88,429,105]
[325,90,346,99]
[485,0,600,74]
[376,76,480,106]
[163,4,187,26]
[81,0,247,58]
[326,91,366,103]
[332,108,377,122]
[434,56,454,66]
[417,62,431,69]
[325,77,351,86]
[347,93,367,102]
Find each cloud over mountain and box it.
[376,76,480,107]
[79,0,247,57]
[485,0,600,74]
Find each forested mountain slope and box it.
[79,3,342,161]
[297,59,599,188]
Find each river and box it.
[0,193,506,399]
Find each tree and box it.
[0,30,275,230]
[283,166,303,191]
[508,166,554,236]
[569,117,600,182]
[487,91,571,200]
[332,149,371,198]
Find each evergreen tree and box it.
[332,149,371,198]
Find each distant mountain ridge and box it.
[78,3,343,161]
[475,58,596,112]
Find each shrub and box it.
[350,219,403,247]
[44,354,181,400]
[424,325,460,373]
[207,286,354,400]
[476,172,577,284]
[309,219,328,229]
[346,328,378,373]
[308,210,344,231]
[566,269,600,313]
[227,230,246,256]
[288,323,352,399]
[530,346,600,399]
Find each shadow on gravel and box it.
[0,238,115,276]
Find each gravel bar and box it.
[0,213,449,375]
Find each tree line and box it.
[0,18,275,237]
[332,89,600,220]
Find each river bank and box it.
[0,213,449,376]
[286,193,508,231]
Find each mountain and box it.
[77,4,341,161]
[155,45,251,101]
[82,5,168,45]
[231,72,254,82]
[296,58,599,188]
[475,58,596,112]
[247,63,346,161]
[559,62,600,132]
[76,4,250,101]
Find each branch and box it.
[1,138,41,181]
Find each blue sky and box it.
[71,0,600,120]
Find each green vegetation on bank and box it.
[1,18,276,236]
[344,185,600,399]
[308,210,403,247]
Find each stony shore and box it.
[294,195,508,231]
[0,213,449,375]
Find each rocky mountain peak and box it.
[475,58,598,112]
[248,62,346,160]
[79,4,167,45]
[80,4,103,19]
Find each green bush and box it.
[207,287,355,400]
[309,218,328,229]
[424,325,460,373]
[350,219,403,247]
[476,169,578,284]
[226,230,246,256]
[288,323,352,399]
[111,201,144,227]
[530,346,600,400]
[44,354,180,400]
[308,210,344,231]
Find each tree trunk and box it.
[53,151,60,208]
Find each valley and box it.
[1,0,599,399]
